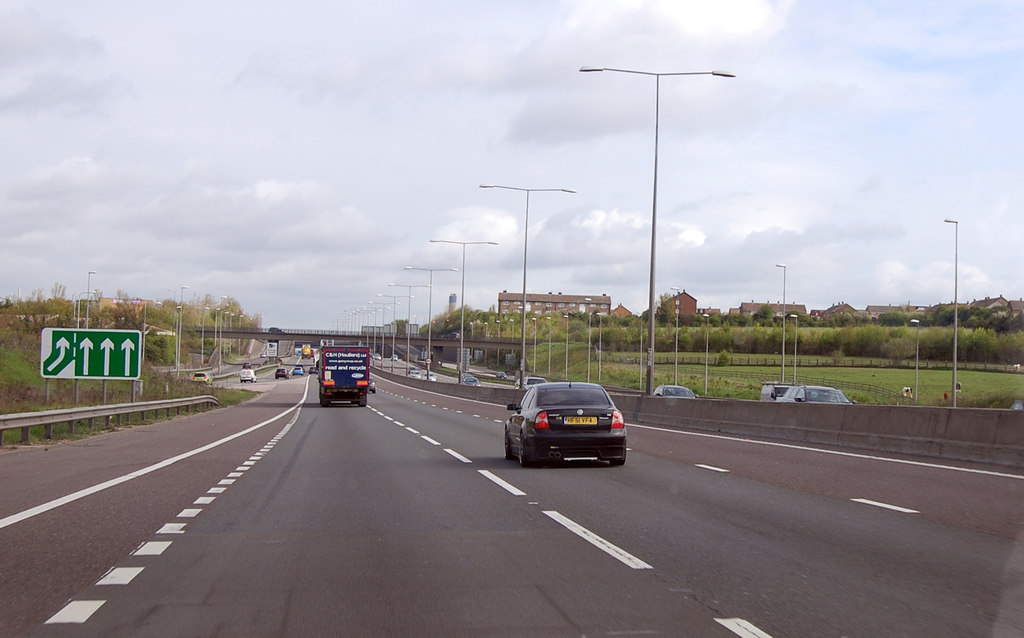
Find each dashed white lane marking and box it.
[207,487,227,494]
[444,449,472,463]
[132,541,172,556]
[478,470,526,496]
[96,566,145,586]
[542,510,652,570]
[176,508,202,518]
[218,479,236,486]
[715,617,775,637]
[45,600,105,624]
[851,498,919,514]
[696,464,730,473]
[404,426,420,434]
[421,435,441,446]
[227,472,244,478]
[194,496,216,505]
[156,523,186,534]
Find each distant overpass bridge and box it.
[208,327,522,363]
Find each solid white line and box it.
[45,600,105,624]
[421,435,441,446]
[851,498,919,514]
[715,617,775,638]
[478,470,526,496]
[0,383,310,531]
[444,448,473,463]
[631,423,1024,480]
[696,464,730,473]
[96,566,145,586]
[132,541,172,556]
[543,510,652,570]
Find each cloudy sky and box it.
[2,1,1021,329]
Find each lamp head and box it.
[579,66,604,72]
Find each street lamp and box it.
[703,313,711,394]
[390,283,429,371]
[546,315,553,375]
[377,293,406,372]
[480,184,575,387]
[404,266,458,376]
[532,317,538,373]
[202,307,210,364]
[671,286,680,385]
[775,264,787,382]
[85,270,96,328]
[944,218,959,407]
[598,313,605,382]
[585,297,593,382]
[430,239,498,382]
[581,65,735,395]
[789,313,798,383]
[911,318,921,404]
[175,285,189,374]
[563,314,570,379]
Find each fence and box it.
[0,396,221,444]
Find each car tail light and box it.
[535,411,550,429]
[611,409,625,429]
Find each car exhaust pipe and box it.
[549,451,562,460]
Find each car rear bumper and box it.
[524,432,626,461]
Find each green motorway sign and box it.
[40,328,142,380]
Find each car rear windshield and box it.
[537,387,612,408]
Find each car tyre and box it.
[518,431,533,467]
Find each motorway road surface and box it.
[1,374,1022,637]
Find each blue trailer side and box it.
[318,346,370,407]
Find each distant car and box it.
[408,368,422,379]
[495,371,507,380]
[461,374,481,386]
[239,369,257,383]
[291,365,305,376]
[427,371,437,382]
[191,372,213,384]
[308,365,317,374]
[653,384,696,398]
[777,384,854,404]
[368,378,377,393]
[241,362,252,369]
[523,376,547,387]
[372,353,382,360]
[268,327,283,333]
[761,382,793,401]
[505,382,626,467]
[1012,400,1024,410]
[391,354,399,361]
[275,367,289,379]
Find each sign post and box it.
[40,328,142,380]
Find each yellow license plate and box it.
[565,416,597,425]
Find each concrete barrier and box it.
[374,367,1024,469]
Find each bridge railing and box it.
[0,396,221,444]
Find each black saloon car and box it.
[505,382,626,467]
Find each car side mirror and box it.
[506,403,520,411]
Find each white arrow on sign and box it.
[45,337,73,375]
[79,338,94,373]
[121,339,136,374]
[101,338,115,376]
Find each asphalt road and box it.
[2,374,1022,637]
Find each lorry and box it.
[318,346,370,407]
[302,344,313,359]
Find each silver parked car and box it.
[776,384,854,404]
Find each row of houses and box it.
[492,290,1024,320]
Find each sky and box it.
[2,0,1022,330]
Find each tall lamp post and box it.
[944,218,959,407]
[480,184,575,386]
[546,316,553,376]
[703,313,710,394]
[404,266,457,375]
[911,318,921,404]
[670,286,680,384]
[175,284,189,374]
[430,239,498,382]
[789,313,798,383]
[563,314,570,379]
[84,270,97,328]
[775,264,786,382]
[377,293,406,372]
[390,283,429,371]
[201,307,209,364]
[531,317,538,374]
[585,297,593,382]
[581,65,735,394]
